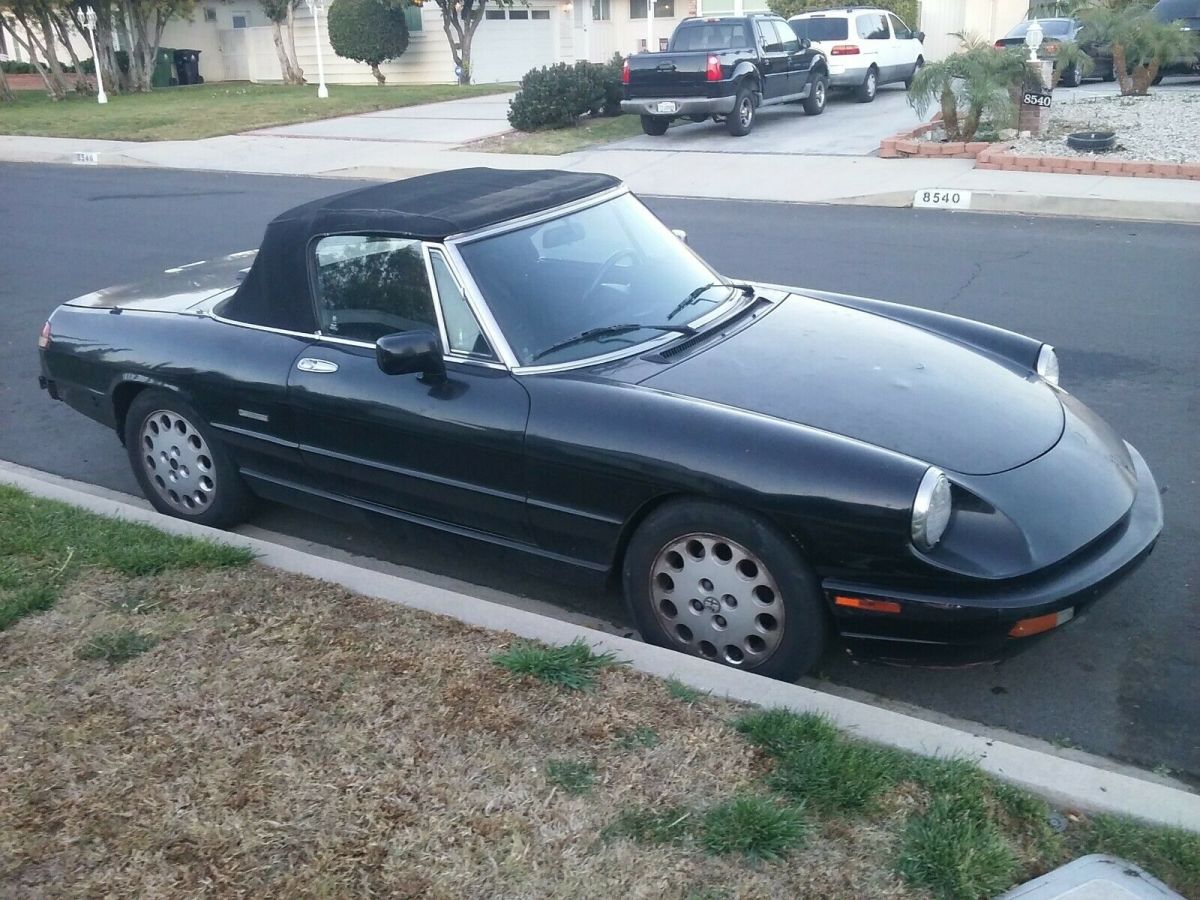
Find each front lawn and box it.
[1,484,1197,898]
[472,113,644,155]
[0,82,514,141]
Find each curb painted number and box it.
[913,189,972,210]
[73,151,99,165]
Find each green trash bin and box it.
[153,47,175,87]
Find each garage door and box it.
[472,7,556,83]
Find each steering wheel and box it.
[581,248,641,305]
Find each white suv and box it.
[787,7,925,102]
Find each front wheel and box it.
[640,115,670,136]
[124,388,253,529]
[802,75,828,115]
[622,499,828,681]
[726,83,756,136]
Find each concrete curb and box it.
[2,461,1197,832]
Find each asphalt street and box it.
[1,163,1196,778]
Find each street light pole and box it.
[307,0,329,98]
[83,7,107,104]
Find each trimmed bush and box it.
[507,56,624,131]
[327,0,410,85]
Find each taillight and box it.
[994,39,1005,49]
[1042,40,1059,54]
[705,54,722,81]
[38,321,51,349]
[622,58,630,84]
[830,44,860,55]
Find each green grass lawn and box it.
[474,113,644,155]
[0,81,514,141]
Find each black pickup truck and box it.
[621,14,829,136]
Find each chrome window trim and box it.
[424,244,502,366]
[438,241,522,369]
[445,185,631,245]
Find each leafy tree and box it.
[114,0,197,91]
[908,35,1032,141]
[428,0,509,85]
[327,0,410,85]
[260,0,305,85]
[1,0,72,99]
[768,0,918,30]
[1077,0,1193,95]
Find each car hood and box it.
[640,294,1065,475]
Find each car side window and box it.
[429,249,494,360]
[756,19,782,52]
[888,13,911,39]
[774,20,801,53]
[312,235,439,345]
[857,13,890,39]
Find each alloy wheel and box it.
[139,409,217,514]
[649,533,786,667]
[738,97,753,128]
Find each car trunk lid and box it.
[64,251,257,313]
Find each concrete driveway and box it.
[608,83,923,156]
[251,93,516,144]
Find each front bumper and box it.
[620,95,737,118]
[824,442,1163,666]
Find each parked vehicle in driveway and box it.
[1150,0,1200,75]
[994,17,1114,86]
[621,14,829,136]
[38,169,1163,680]
[787,6,925,102]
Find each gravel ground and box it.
[1010,91,1200,162]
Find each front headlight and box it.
[912,467,952,551]
[1036,344,1059,386]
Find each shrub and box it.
[1,61,38,75]
[327,0,411,85]
[507,57,624,131]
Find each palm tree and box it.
[908,37,1032,142]
[1077,1,1194,95]
[1050,40,1096,86]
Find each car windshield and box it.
[670,21,752,51]
[789,16,849,41]
[1005,18,1074,38]
[1152,0,1200,22]
[457,194,734,367]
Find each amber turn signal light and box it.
[834,595,901,614]
[1009,607,1074,638]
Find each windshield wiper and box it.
[532,323,697,362]
[666,281,754,321]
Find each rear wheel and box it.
[802,75,827,115]
[1151,71,1165,85]
[1062,63,1083,87]
[905,57,924,90]
[1101,64,1116,82]
[640,115,670,136]
[856,66,878,102]
[622,499,827,681]
[726,83,756,136]
[124,389,252,529]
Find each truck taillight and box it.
[705,54,722,80]
[38,321,51,349]
[622,58,630,84]
[830,44,860,55]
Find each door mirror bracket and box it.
[376,330,446,379]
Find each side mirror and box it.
[376,330,445,378]
[800,37,812,49]
[916,31,925,43]
[671,228,688,244]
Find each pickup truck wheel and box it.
[726,84,756,136]
[640,115,670,136]
[856,66,878,103]
[802,76,827,115]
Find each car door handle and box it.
[296,358,339,374]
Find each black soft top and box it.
[222,168,621,332]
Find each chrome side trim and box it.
[438,240,521,369]
[419,242,453,357]
[212,421,298,448]
[238,408,272,421]
[425,245,505,368]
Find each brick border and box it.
[881,127,1200,180]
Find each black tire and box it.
[1062,64,1083,87]
[124,388,252,529]
[1151,71,1164,85]
[726,82,756,136]
[622,499,828,681]
[802,75,828,115]
[904,57,924,90]
[1101,64,1116,82]
[640,115,669,136]
[856,66,878,102]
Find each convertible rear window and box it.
[670,22,751,51]
[312,235,438,344]
[788,16,848,42]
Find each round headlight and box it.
[912,467,952,552]
[1036,344,1059,386]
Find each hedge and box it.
[507,54,624,132]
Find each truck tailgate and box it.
[626,52,712,97]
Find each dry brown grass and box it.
[0,564,926,899]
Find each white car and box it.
[788,6,925,102]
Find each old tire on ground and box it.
[1066,130,1116,152]
[856,66,878,102]
[640,115,670,136]
[622,498,827,682]
[124,388,253,529]
[802,75,828,115]
[727,83,756,136]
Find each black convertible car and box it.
[38,169,1162,680]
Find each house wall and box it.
[916,0,1030,60]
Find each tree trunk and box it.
[1111,42,1133,96]
[961,104,982,142]
[36,8,73,98]
[939,85,960,141]
[270,19,302,84]
[284,2,305,83]
[2,16,63,99]
[0,65,14,103]
[370,62,385,84]
[53,10,95,95]
[1131,59,1158,95]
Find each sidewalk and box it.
[3,92,1200,222]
